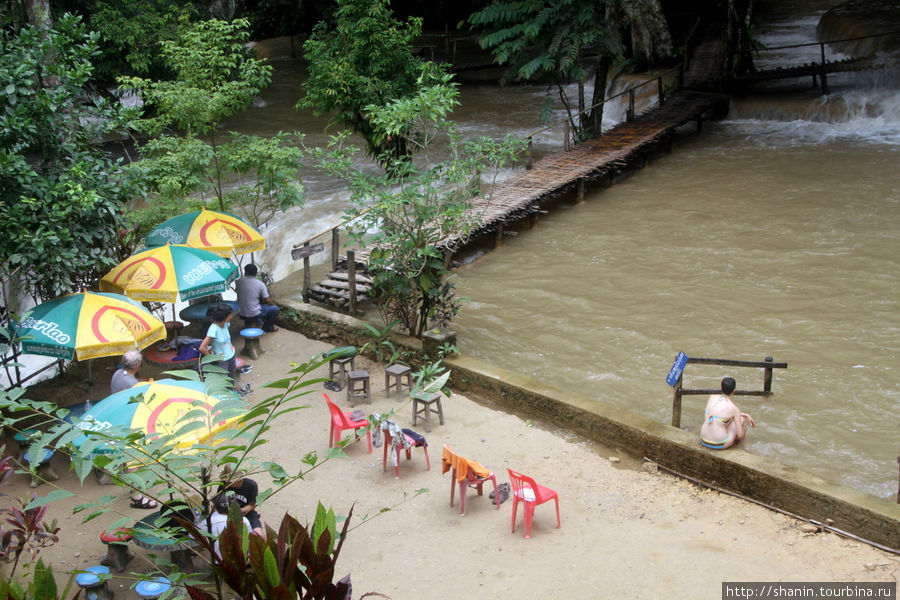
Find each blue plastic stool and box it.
[22,447,56,488]
[75,565,113,600]
[135,577,172,600]
[240,327,264,360]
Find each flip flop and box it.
[130,496,158,509]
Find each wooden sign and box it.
[291,243,324,261]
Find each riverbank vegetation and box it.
[0,0,760,596]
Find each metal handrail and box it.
[758,28,900,52]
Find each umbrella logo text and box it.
[75,415,113,432]
[19,317,71,344]
[150,226,185,244]
[181,260,232,285]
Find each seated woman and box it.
[699,377,755,450]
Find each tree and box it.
[119,18,304,232]
[86,0,199,80]
[314,75,525,337]
[298,0,451,166]
[468,0,672,141]
[0,13,137,310]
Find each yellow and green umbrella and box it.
[72,378,244,451]
[100,244,239,303]
[145,208,266,257]
[15,291,165,361]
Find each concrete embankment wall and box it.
[278,301,900,552]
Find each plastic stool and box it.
[75,565,114,600]
[135,577,172,600]
[100,528,134,572]
[14,429,40,459]
[23,448,57,488]
[346,370,371,406]
[384,364,412,397]
[412,392,444,432]
[240,327,264,360]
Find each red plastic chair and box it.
[441,445,500,516]
[382,424,430,478]
[324,394,372,453]
[507,468,560,538]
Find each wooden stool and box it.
[135,577,172,600]
[240,327,264,360]
[100,528,134,573]
[325,346,358,387]
[412,392,444,433]
[384,364,412,397]
[23,448,57,488]
[346,370,371,406]
[75,565,114,600]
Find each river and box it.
[232,2,899,500]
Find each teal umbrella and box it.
[15,291,165,361]
[99,244,238,303]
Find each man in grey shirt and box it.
[110,349,142,394]
[235,263,279,332]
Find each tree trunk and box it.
[589,56,610,138]
[25,0,52,29]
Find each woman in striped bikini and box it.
[699,377,755,450]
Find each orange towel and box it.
[441,446,492,483]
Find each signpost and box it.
[291,243,324,261]
[666,351,689,387]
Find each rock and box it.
[641,461,658,474]
[799,523,819,534]
[608,456,620,463]
[864,563,876,571]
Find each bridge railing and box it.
[522,63,684,169]
[669,355,788,428]
[748,28,900,94]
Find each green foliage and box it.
[186,504,353,600]
[359,320,411,366]
[0,344,374,596]
[88,0,198,79]
[298,0,451,165]
[120,18,271,137]
[0,12,137,306]
[120,18,304,228]
[313,79,525,337]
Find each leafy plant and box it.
[120,18,304,231]
[185,502,354,600]
[0,13,137,307]
[359,320,410,366]
[313,82,525,338]
[298,0,450,166]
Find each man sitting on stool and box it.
[235,263,279,332]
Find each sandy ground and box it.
[5,327,898,599]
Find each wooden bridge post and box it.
[763,356,774,394]
[331,228,339,271]
[302,242,311,303]
[347,250,357,314]
[527,138,534,170]
[576,179,585,203]
[819,43,830,95]
[627,89,635,122]
[657,76,665,106]
[564,121,571,151]
[493,224,504,248]
[672,373,683,428]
